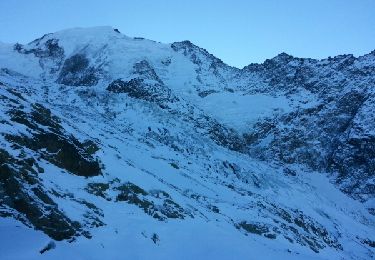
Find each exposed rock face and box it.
[241,52,375,203]
[6,102,101,177]
[0,148,82,241]
[14,38,65,74]
[57,54,99,86]
[0,87,103,241]
[107,78,173,105]
[107,60,178,106]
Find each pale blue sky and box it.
[0,0,374,68]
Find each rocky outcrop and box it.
[14,38,65,74]
[107,60,178,107]
[242,53,375,203]
[57,53,99,86]
[0,87,103,240]
[0,148,82,241]
[5,102,101,177]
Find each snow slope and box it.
[0,27,374,259]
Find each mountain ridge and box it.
[6,26,375,69]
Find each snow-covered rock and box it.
[0,27,374,259]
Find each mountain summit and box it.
[0,27,374,259]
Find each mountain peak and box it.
[270,52,295,63]
[27,26,130,50]
[53,26,119,36]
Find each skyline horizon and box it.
[2,25,374,69]
[1,1,374,67]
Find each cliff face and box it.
[240,52,375,204]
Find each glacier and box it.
[0,26,374,259]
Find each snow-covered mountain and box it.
[0,26,374,259]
